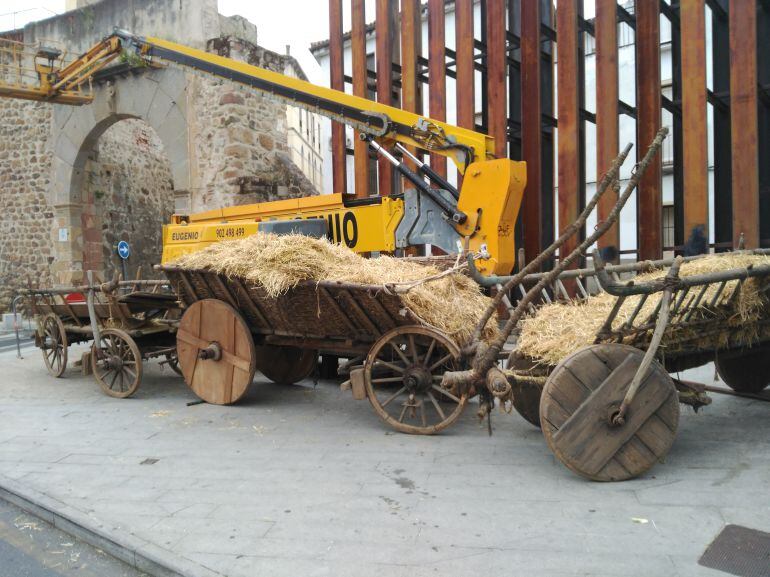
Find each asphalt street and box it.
[0,498,146,577]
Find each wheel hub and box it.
[104,355,123,371]
[403,365,432,393]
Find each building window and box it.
[662,204,675,250]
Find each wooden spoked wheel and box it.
[715,348,770,394]
[364,326,465,435]
[41,313,68,377]
[540,344,679,482]
[254,345,317,384]
[176,299,256,405]
[91,329,143,398]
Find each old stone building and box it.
[0,0,320,311]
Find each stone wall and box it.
[0,99,54,310]
[188,37,318,212]
[82,119,174,278]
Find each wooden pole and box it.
[352,0,370,198]
[428,0,447,178]
[329,0,346,194]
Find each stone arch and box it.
[48,66,190,284]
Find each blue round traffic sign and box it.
[117,240,130,260]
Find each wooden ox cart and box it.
[24,272,180,398]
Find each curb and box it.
[0,474,223,577]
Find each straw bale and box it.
[517,253,770,366]
[172,233,498,345]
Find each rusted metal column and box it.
[486,0,507,159]
[329,0,346,194]
[376,0,397,195]
[455,0,474,184]
[557,0,581,265]
[352,0,370,198]
[635,0,662,259]
[730,0,759,248]
[428,0,447,178]
[680,0,708,254]
[520,0,541,260]
[400,0,422,180]
[595,0,619,262]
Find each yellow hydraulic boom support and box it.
[0,29,527,276]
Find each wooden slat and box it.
[680,0,709,253]
[730,0,759,249]
[428,0,447,178]
[595,0,619,262]
[400,0,422,182]
[352,0,370,198]
[486,0,507,159]
[329,0,346,194]
[556,0,581,265]
[376,0,397,195]
[520,0,542,261]
[635,0,662,260]
[455,0,474,185]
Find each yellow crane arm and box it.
[120,31,493,172]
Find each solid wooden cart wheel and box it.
[540,344,679,482]
[364,325,465,435]
[41,313,68,377]
[715,348,770,394]
[507,350,543,428]
[176,299,256,405]
[91,329,143,398]
[254,345,317,384]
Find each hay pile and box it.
[518,253,770,366]
[172,233,498,345]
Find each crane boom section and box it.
[129,33,493,171]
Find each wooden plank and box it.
[520,0,542,261]
[635,0,662,260]
[595,0,619,262]
[455,0,474,185]
[352,0,370,198]
[329,0,347,194]
[376,0,397,195]
[680,0,709,254]
[730,0,759,248]
[486,0,507,159]
[428,0,448,178]
[400,0,422,182]
[556,0,581,265]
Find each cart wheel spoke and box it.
[429,353,454,373]
[371,377,404,384]
[388,341,411,367]
[423,338,437,367]
[380,386,407,408]
[408,334,419,364]
[426,391,446,420]
[374,359,405,374]
[431,384,461,403]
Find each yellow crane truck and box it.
[0,29,526,277]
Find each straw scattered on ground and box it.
[518,253,770,366]
[173,233,498,345]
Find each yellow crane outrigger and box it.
[0,29,526,276]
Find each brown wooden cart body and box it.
[23,276,180,397]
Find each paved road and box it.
[0,349,768,576]
[0,497,146,577]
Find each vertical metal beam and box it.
[455,0,474,185]
[595,0,619,262]
[556,0,581,264]
[376,0,397,195]
[400,0,422,179]
[520,0,541,261]
[351,0,370,198]
[680,0,708,254]
[635,0,662,259]
[428,0,447,178]
[329,0,346,194]
[730,0,759,248]
[486,0,507,159]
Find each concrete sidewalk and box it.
[0,347,768,577]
